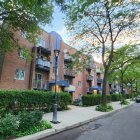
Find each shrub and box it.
[106,94,111,103]
[0,112,52,139]
[82,94,111,106]
[82,94,101,106]
[0,114,19,139]
[16,120,52,138]
[120,98,130,105]
[57,92,72,110]
[73,98,82,106]
[111,94,122,101]
[0,90,72,114]
[18,110,43,131]
[96,104,113,112]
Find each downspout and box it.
[0,53,5,80]
[28,46,37,89]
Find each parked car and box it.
[136,95,140,103]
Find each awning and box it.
[49,80,69,87]
[90,86,102,91]
[65,85,76,92]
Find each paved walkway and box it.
[15,100,134,140]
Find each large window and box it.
[15,69,25,80]
[78,81,82,88]
[37,37,45,48]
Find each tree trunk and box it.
[101,68,108,105]
[121,71,124,94]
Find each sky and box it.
[41,6,102,63]
[42,6,69,43]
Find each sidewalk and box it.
[15,100,134,140]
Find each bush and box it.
[0,90,72,114]
[57,92,72,110]
[123,93,137,99]
[0,111,52,139]
[16,120,52,138]
[82,94,111,106]
[111,94,122,101]
[96,104,113,112]
[82,94,101,106]
[73,99,82,106]
[0,114,19,139]
[120,98,130,105]
[18,110,43,131]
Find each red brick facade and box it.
[0,30,103,100]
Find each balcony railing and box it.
[65,85,76,92]
[33,80,49,91]
[64,69,75,78]
[86,75,93,81]
[64,54,72,62]
[97,78,103,83]
[36,46,51,55]
[86,63,94,70]
[36,58,50,71]
[96,68,101,73]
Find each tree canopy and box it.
[64,0,140,103]
[0,0,65,52]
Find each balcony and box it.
[64,54,72,63]
[97,78,103,83]
[33,80,49,91]
[86,75,93,81]
[36,58,50,71]
[36,46,51,55]
[86,63,94,70]
[65,85,76,92]
[96,68,101,74]
[64,69,75,78]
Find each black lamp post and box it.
[51,46,60,124]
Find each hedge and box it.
[111,94,122,101]
[82,93,136,106]
[0,90,72,114]
[82,94,111,106]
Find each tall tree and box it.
[65,0,140,104]
[109,44,140,94]
[0,0,65,52]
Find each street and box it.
[41,103,140,140]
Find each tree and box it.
[124,64,140,94]
[0,0,65,52]
[109,44,140,94]
[64,0,140,104]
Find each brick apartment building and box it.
[0,29,103,100]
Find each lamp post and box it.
[51,47,60,124]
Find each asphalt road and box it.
[40,103,140,140]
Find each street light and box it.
[51,43,60,124]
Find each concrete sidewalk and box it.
[15,100,134,140]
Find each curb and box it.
[15,103,134,140]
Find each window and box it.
[18,48,26,59]
[35,73,42,88]
[21,31,27,38]
[37,37,45,48]
[15,69,25,80]
[78,81,82,88]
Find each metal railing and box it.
[64,69,75,77]
[33,79,49,90]
[86,75,93,81]
[36,58,50,67]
